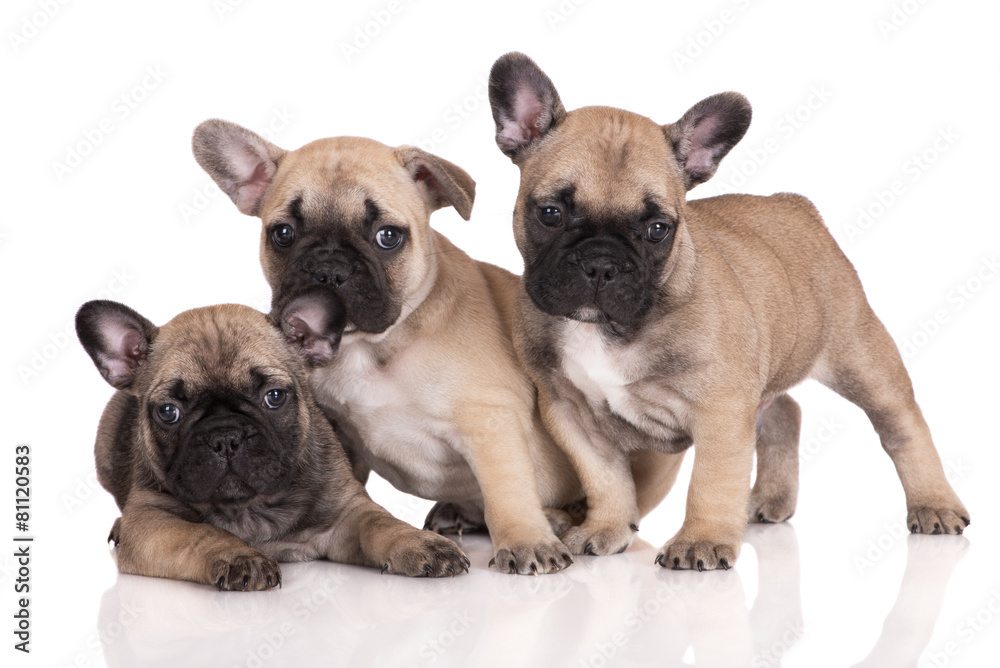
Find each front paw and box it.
[907,505,971,535]
[656,531,740,571]
[491,532,574,575]
[381,531,470,577]
[560,520,638,557]
[210,551,282,591]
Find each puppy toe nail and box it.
[696,560,704,572]
[488,557,496,569]
[508,559,516,572]
[961,516,971,526]
[719,558,730,570]
[654,554,664,566]
[562,552,573,564]
[910,523,919,533]
[584,543,596,556]
[629,523,639,532]
[381,563,390,575]
[672,557,681,569]
[529,562,538,575]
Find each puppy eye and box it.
[263,389,287,409]
[156,403,180,424]
[537,206,562,227]
[646,222,671,243]
[375,226,403,250]
[271,224,295,248]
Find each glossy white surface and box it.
[3,0,998,666]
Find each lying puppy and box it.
[76,290,468,590]
[487,52,970,569]
[191,121,686,574]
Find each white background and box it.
[2,0,999,666]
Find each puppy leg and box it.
[455,402,575,574]
[631,450,687,518]
[424,500,487,535]
[544,396,640,557]
[325,494,470,577]
[657,409,755,570]
[749,393,801,523]
[117,491,280,591]
[816,312,969,534]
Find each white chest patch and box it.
[309,335,474,499]
[561,322,632,412]
[559,322,687,441]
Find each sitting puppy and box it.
[191,121,687,574]
[487,52,970,570]
[76,290,469,590]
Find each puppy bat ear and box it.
[192,119,286,216]
[396,146,476,221]
[76,301,158,391]
[276,288,347,367]
[488,52,566,161]
[665,92,752,190]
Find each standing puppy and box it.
[77,292,469,589]
[488,52,969,570]
[192,124,689,574]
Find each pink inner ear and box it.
[234,159,274,214]
[498,86,545,148]
[412,163,445,207]
[684,117,724,179]
[97,322,147,386]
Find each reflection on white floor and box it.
[93,524,969,667]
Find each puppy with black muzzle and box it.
[487,52,970,570]
[76,290,469,590]
[191,122,687,574]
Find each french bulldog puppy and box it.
[76,290,469,590]
[487,52,969,570]
[192,121,687,574]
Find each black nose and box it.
[580,257,620,282]
[209,427,243,456]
